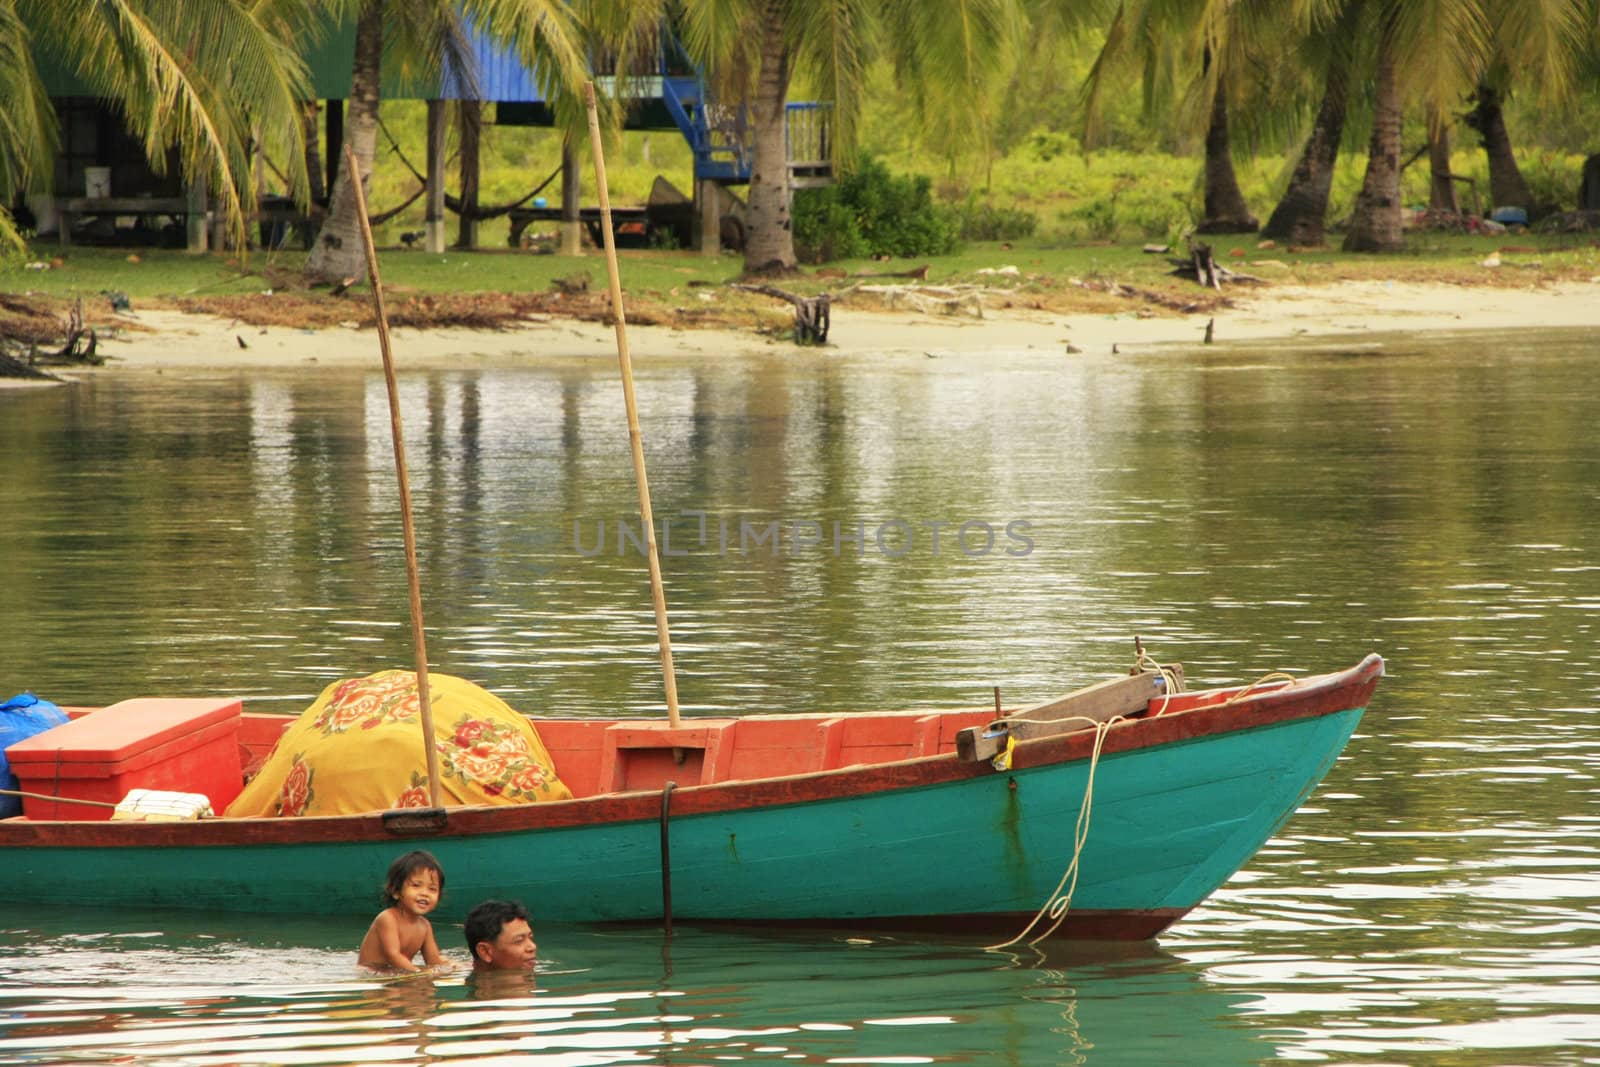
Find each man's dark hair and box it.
[464,899,530,955]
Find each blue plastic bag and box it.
[0,693,69,818]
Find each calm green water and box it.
[1,327,1598,1064]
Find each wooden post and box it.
[325,99,344,196]
[697,179,720,256]
[341,143,444,808]
[561,135,582,255]
[185,180,208,253]
[584,82,682,728]
[456,99,480,249]
[425,100,447,253]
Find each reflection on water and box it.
[0,909,1268,1066]
[1,328,1598,1063]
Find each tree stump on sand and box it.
[731,284,831,345]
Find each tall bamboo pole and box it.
[583,82,682,727]
[342,143,444,806]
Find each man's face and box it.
[476,918,536,970]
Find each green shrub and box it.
[793,156,959,263]
[1520,150,1584,211]
[792,193,871,262]
[948,197,1038,241]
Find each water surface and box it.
[1,327,1597,1064]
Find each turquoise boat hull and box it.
[0,656,1381,940]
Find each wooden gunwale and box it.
[0,655,1382,850]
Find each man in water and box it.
[464,899,537,972]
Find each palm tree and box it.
[302,0,588,283]
[1474,0,1589,213]
[0,0,311,253]
[1260,1,1366,245]
[1341,4,1405,251]
[1341,0,1583,250]
[1084,0,1280,236]
[679,0,1023,275]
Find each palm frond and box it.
[791,0,876,164]
[0,0,57,199]
[1391,0,1492,117]
[677,0,762,103]
[1490,0,1587,99]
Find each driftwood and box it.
[853,263,930,281]
[0,297,104,376]
[853,283,985,318]
[731,283,831,344]
[0,347,60,381]
[1169,241,1264,288]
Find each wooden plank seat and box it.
[58,197,188,248]
[507,206,650,248]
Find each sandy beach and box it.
[33,277,1600,375]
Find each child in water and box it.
[357,850,448,972]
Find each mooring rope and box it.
[984,647,1301,950]
[985,714,1121,951]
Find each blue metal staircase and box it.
[661,74,748,182]
[659,71,832,186]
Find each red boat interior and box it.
[7,676,1265,819]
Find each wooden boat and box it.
[0,653,1382,940]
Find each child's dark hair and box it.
[464,899,530,954]
[383,850,445,906]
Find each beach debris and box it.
[101,290,131,312]
[855,283,984,319]
[1481,252,1502,268]
[1170,240,1264,289]
[976,265,1020,276]
[552,272,591,296]
[1142,244,1170,254]
[22,261,49,271]
[0,348,61,381]
[0,295,103,373]
[1533,209,1600,233]
[851,263,930,281]
[731,283,831,344]
[236,335,249,349]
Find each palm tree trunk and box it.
[1465,83,1534,211]
[1261,61,1349,244]
[1196,84,1258,234]
[743,1,796,275]
[306,0,383,282]
[1427,103,1459,213]
[1342,28,1403,252]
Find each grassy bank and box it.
[8,229,1598,315]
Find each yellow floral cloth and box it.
[225,671,571,817]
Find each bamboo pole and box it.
[343,143,444,806]
[583,82,682,728]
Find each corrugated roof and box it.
[36,12,549,102]
[441,24,546,102]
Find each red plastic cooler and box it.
[4,698,243,820]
